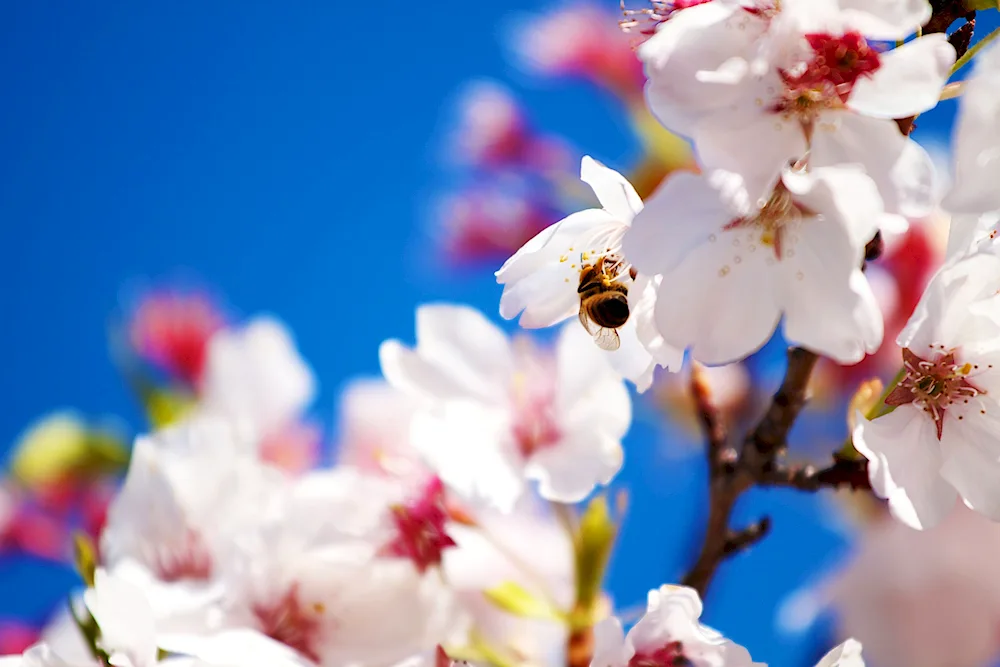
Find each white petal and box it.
[815,639,865,667]
[379,339,473,403]
[555,323,632,439]
[778,223,883,363]
[623,171,736,277]
[653,232,781,365]
[639,1,765,136]
[496,209,615,286]
[591,617,630,667]
[836,0,931,40]
[201,317,315,434]
[789,165,883,250]
[499,262,583,329]
[580,156,643,223]
[415,304,512,403]
[853,407,957,530]
[693,109,805,204]
[943,41,1000,215]
[632,274,686,374]
[898,249,1000,352]
[526,429,623,503]
[630,586,755,667]
[849,35,954,119]
[85,569,158,667]
[411,404,524,513]
[811,113,936,218]
[945,212,1000,259]
[940,419,1000,522]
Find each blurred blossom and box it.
[381,305,631,511]
[513,4,644,100]
[200,317,316,441]
[128,290,226,387]
[439,188,559,265]
[0,623,39,655]
[100,418,286,629]
[445,508,573,666]
[452,83,569,172]
[830,506,1000,667]
[258,421,323,476]
[335,379,425,482]
[213,467,468,667]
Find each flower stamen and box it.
[885,347,984,439]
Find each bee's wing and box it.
[593,326,621,351]
[578,305,599,335]
[579,305,622,351]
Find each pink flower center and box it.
[151,529,213,582]
[510,341,562,459]
[252,584,324,664]
[129,292,224,385]
[886,347,988,440]
[770,32,881,124]
[629,642,693,667]
[380,476,458,573]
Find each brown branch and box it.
[759,455,871,492]
[682,347,819,596]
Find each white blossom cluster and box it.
[498,0,1000,531]
[5,0,1000,666]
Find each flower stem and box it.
[951,25,1000,76]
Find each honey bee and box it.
[577,256,637,351]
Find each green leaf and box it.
[574,495,617,610]
[965,0,998,11]
[73,532,98,588]
[482,581,566,621]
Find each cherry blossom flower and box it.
[445,507,574,666]
[100,418,285,628]
[451,82,567,172]
[623,165,884,365]
[200,317,316,441]
[514,4,645,98]
[334,379,426,481]
[854,245,1000,529]
[592,584,864,667]
[497,156,682,390]
[829,506,1000,667]
[639,0,950,216]
[335,380,573,665]
[942,41,1000,257]
[590,585,760,667]
[213,470,468,667]
[381,304,631,511]
[439,188,558,265]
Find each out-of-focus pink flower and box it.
[129,291,226,386]
[440,189,559,265]
[452,83,570,172]
[0,621,40,655]
[335,379,424,480]
[620,0,715,40]
[259,421,323,476]
[830,506,1000,667]
[514,4,645,100]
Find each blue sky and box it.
[1,2,996,665]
